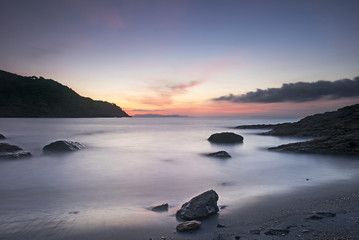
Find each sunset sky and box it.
[1,0,359,117]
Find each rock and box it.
[217,223,225,228]
[264,229,290,236]
[43,140,85,154]
[205,151,231,159]
[306,215,323,220]
[236,104,359,155]
[208,132,243,144]
[0,143,32,159]
[151,203,168,212]
[0,134,5,139]
[317,212,336,217]
[176,189,219,220]
[269,134,359,155]
[249,229,261,235]
[176,220,201,232]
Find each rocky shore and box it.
[236,103,359,155]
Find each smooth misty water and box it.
[1,117,359,237]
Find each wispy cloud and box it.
[213,77,359,103]
[137,79,205,106]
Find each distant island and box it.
[0,70,129,118]
[133,114,189,118]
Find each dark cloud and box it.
[213,77,359,103]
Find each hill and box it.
[0,70,129,117]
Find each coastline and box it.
[2,176,359,240]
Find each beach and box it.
[1,176,359,240]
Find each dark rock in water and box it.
[151,203,168,212]
[176,220,201,232]
[249,229,261,235]
[317,212,336,217]
[0,143,32,159]
[264,229,290,235]
[176,189,219,220]
[43,140,85,154]
[0,134,5,139]
[217,223,225,228]
[208,132,243,144]
[306,215,324,220]
[205,151,231,159]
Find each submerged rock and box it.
[43,140,85,154]
[0,143,31,159]
[208,132,243,144]
[151,203,169,212]
[205,151,231,159]
[176,189,219,220]
[264,229,289,236]
[176,220,201,232]
[249,229,261,235]
[0,134,5,139]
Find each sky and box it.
[1,0,359,117]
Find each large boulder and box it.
[176,220,201,232]
[208,132,243,144]
[176,190,219,220]
[0,143,31,159]
[0,134,5,139]
[43,140,85,154]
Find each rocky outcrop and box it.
[236,103,359,155]
[176,220,201,232]
[269,134,359,155]
[176,190,219,220]
[151,203,168,212]
[0,134,5,139]
[205,151,231,159]
[43,140,85,154]
[237,104,359,138]
[0,143,31,159]
[208,132,243,144]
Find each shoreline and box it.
[2,177,359,240]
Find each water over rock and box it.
[205,151,231,159]
[0,143,31,159]
[43,140,85,154]
[176,189,219,220]
[208,132,243,144]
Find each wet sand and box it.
[1,177,359,240]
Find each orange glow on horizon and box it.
[123,98,359,118]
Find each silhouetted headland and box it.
[0,70,129,118]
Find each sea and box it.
[1,117,358,238]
